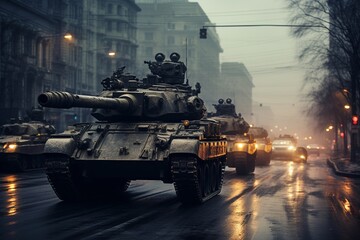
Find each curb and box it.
[327,158,360,178]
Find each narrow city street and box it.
[1,155,359,240]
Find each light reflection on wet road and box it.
[1,156,359,240]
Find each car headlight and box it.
[3,143,18,153]
[287,145,295,151]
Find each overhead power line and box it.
[202,24,321,28]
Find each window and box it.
[107,4,113,14]
[116,42,122,52]
[144,32,153,41]
[145,47,153,57]
[107,21,112,32]
[41,41,47,68]
[117,5,122,15]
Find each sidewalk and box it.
[327,157,360,178]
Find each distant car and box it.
[272,139,296,159]
[306,144,321,156]
[271,135,307,163]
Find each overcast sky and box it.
[192,0,313,139]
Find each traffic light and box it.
[352,115,359,125]
[199,28,207,39]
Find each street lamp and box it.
[63,33,73,40]
[108,51,116,57]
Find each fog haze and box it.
[193,0,314,140]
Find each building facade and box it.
[220,62,254,122]
[0,0,140,131]
[135,0,223,110]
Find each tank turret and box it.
[208,98,250,134]
[38,53,205,122]
[144,52,187,85]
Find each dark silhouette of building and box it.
[0,0,140,130]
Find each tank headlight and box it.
[234,142,247,151]
[4,143,17,152]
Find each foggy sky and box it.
[193,0,314,140]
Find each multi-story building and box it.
[135,0,223,109]
[0,0,62,126]
[220,62,254,121]
[252,102,274,132]
[0,0,140,131]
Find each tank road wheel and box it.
[210,162,217,192]
[171,155,224,204]
[202,163,211,197]
[215,160,225,191]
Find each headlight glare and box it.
[4,143,17,152]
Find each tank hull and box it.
[44,121,226,204]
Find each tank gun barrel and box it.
[38,91,134,111]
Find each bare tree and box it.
[287,0,360,157]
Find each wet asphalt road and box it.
[1,155,360,240]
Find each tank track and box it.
[171,155,225,204]
[45,154,81,201]
[45,154,131,201]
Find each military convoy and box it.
[208,98,256,175]
[37,53,226,204]
[0,108,56,171]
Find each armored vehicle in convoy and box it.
[0,108,56,171]
[272,134,308,163]
[208,99,256,175]
[248,127,272,166]
[38,52,226,204]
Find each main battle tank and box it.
[0,108,56,171]
[208,98,256,175]
[38,52,226,204]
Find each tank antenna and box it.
[185,37,188,83]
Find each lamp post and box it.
[350,77,358,162]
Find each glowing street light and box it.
[63,33,73,40]
[108,51,116,57]
[344,104,350,110]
